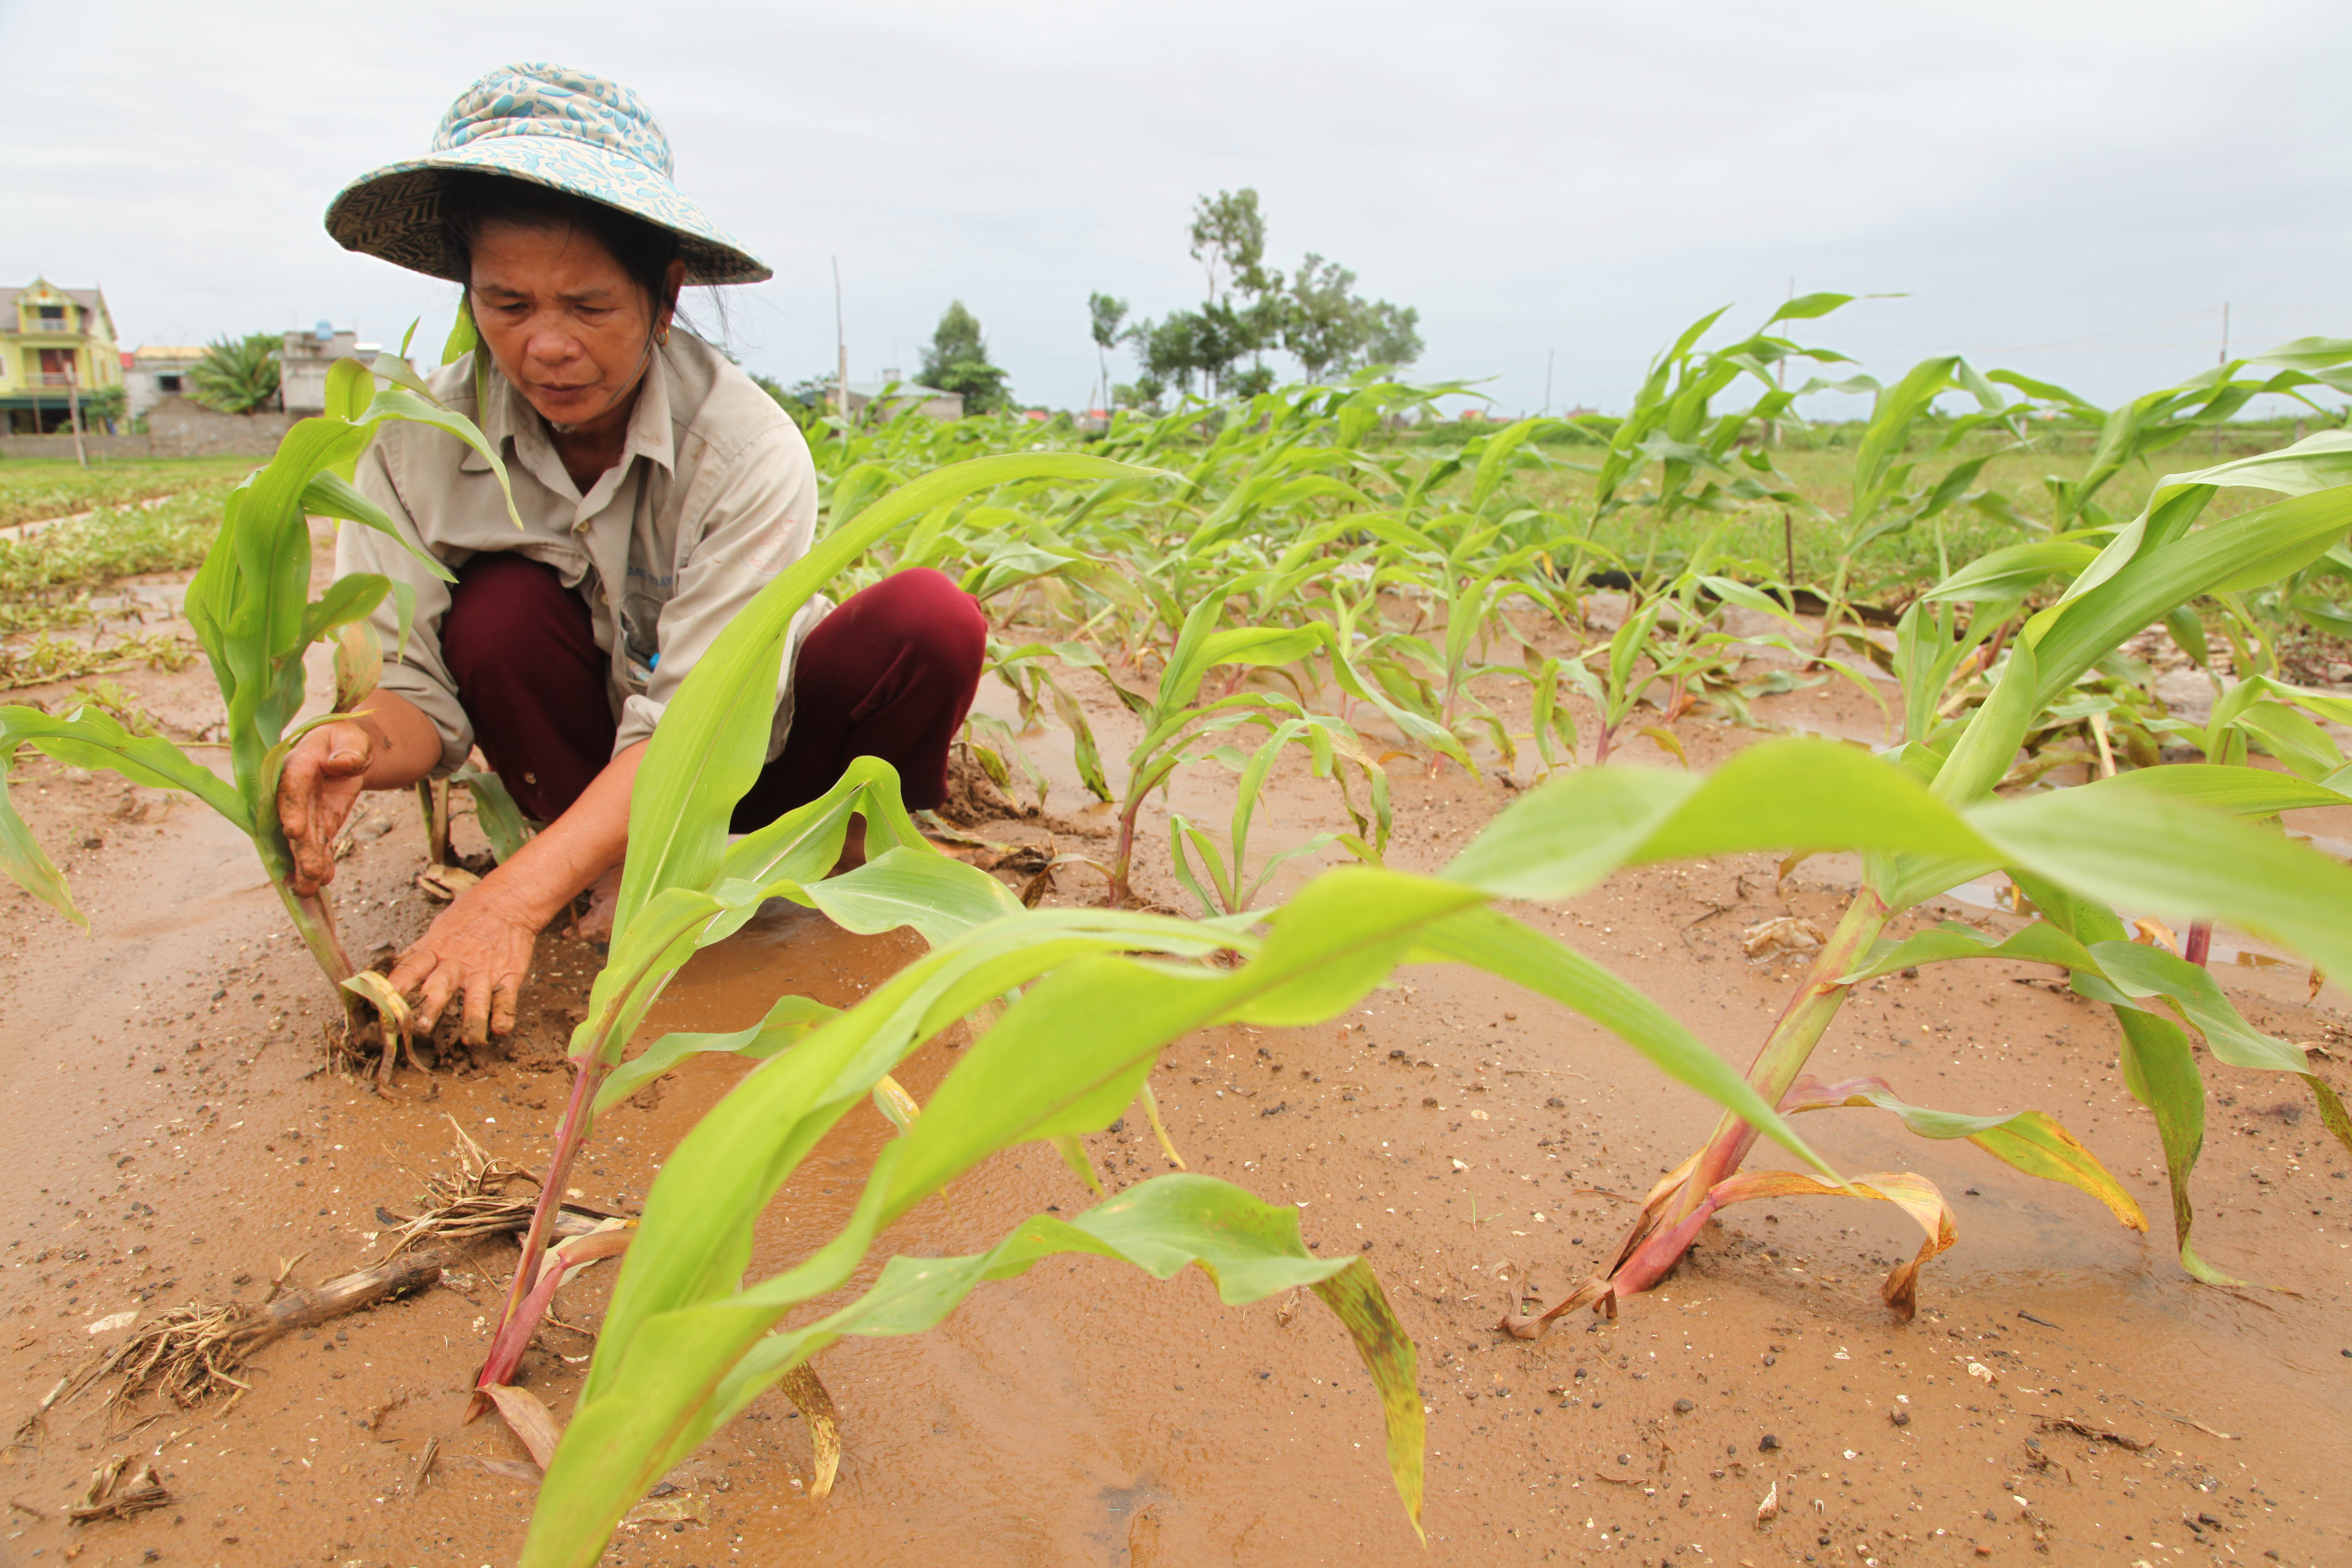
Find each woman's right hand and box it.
[278,720,375,897]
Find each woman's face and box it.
[467,219,683,434]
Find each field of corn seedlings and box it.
[0,302,2349,1567]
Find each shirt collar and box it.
[459,346,680,491]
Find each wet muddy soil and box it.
[2,586,2349,1568]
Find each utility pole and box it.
[833,255,849,422]
[2215,301,2231,455]
[1543,349,1554,417]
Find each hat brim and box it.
[325,134,769,286]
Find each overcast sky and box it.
[8,0,2350,417]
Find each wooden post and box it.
[2214,301,2230,456]
[65,360,87,468]
[832,255,849,422]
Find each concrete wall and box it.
[0,397,291,461]
[145,396,293,456]
[0,432,162,461]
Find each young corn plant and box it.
[1487,435,2352,1333]
[0,348,516,1059]
[1099,588,1331,907]
[1166,712,1391,917]
[1555,526,1879,764]
[470,453,1166,1406]
[1569,296,1857,573]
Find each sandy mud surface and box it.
[2,586,2347,1568]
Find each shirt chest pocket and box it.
[619,565,675,674]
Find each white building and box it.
[279,322,378,415]
[122,345,207,420]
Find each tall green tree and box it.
[1088,292,1128,413]
[920,301,1011,415]
[188,333,281,414]
[1188,189,1288,395]
[1188,188,1269,305]
[1361,300,1424,371]
[1279,255,1422,382]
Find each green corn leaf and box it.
[1972,782,2352,982]
[3,708,249,830]
[2087,942,2352,1155]
[596,994,842,1114]
[298,471,456,582]
[1930,637,2037,807]
[450,764,533,862]
[2095,763,2349,816]
[297,573,391,650]
[2009,869,2253,1287]
[1413,906,1834,1181]
[0,747,81,926]
[1167,813,1238,917]
[1925,538,2103,602]
[1839,919,2102,986]
[2059,430,2352,607]
[527,1177,1423,1568]
[1051,683,1113,802]
[1447,739,1999,903]
[1767,292,1857,325]
[2026,486,2352,707]
[615,454,1157,937]
[2231,700,2347,781]
[806,846,1028,948]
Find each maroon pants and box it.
[440,555,986,833]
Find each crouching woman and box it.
[279,64,985,1045]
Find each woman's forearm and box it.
[467,740,647,929]
[350,691,449,791]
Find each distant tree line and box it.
[1090,188,1422,411]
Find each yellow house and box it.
[0,279,124,434]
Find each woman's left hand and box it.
[387,879,542,1044]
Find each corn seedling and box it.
[0,343,516,1054]
[1167,712,1390,917]
[1101,588,1359,905]
[472,453,1164,1408]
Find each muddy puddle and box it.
[3,590,2349,1568]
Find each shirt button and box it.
[523,772,537,786]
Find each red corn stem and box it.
[1511,895,1888,1336]
[1108,806,1139,909]
[1663,890,1888,1224]
[2183,919,2213,968]
[470,1054,610,1416]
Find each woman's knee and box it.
[443,554,591,681]
[837,567,987,676]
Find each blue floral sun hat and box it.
[325,63,769,286]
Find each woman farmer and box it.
[282,64,987,1046]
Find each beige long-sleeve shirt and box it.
[340,334,826,777]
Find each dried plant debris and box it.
[67,1455,171,1523]
[1741,915,1824,959]
[374,1117,628,1256]
[68,1252,444,1413]
[7,1375,68,1454]
[2036,1415,2151,1450]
